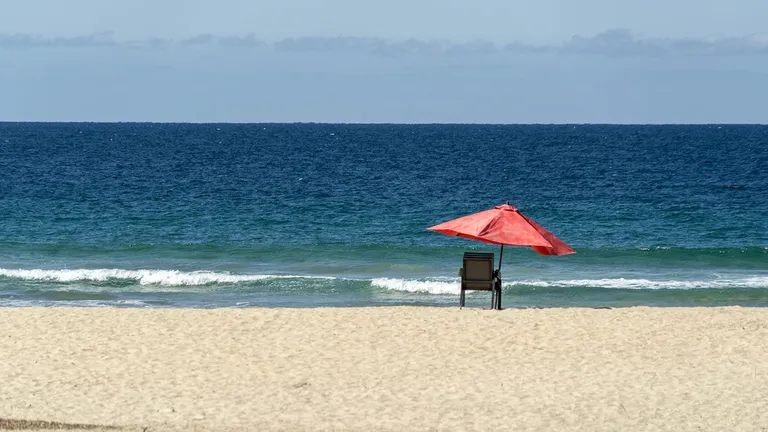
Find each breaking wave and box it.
[2,269,766,294]
[0,268,334,286]
[372,276,768,295]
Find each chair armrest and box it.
[458,268,463,277]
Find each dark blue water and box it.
[0,123,766,308]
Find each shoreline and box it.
[2,306,767,431]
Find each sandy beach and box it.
[1,306,767,431]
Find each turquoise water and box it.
[0,123,766,308]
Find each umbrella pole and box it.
[496,245,504,310]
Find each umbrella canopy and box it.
[427,203,575,257]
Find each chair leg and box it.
[490,289,496,310]
[459,289,465,308]
[495,280,503,310]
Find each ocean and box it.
[0,123,766,308]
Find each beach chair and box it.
[459,252,500,309]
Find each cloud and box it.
[561,29,768,57]
[502,42,555,54]
[2,30,768,57]
[218,34,263,47]
[0,31,117,48]
[0,31,258,49]
[274,32,768,56]
[274,36,388,54]
[179,34,216,45]
[272,36,476,56]
[562,29,661,56]
[178,33,263,47]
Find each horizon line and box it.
[2,121,766,126]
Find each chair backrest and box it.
[462,252,495,291]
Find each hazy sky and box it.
[2,0,768,43]
[2,1,768,123]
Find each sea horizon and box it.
[3,121,768,126]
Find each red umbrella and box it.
[428,203,575,262]
[428,203,574,308]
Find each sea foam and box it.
[518,277,768,290]
[0,268,333,286]
[371,278,459,295]
[2,269,766,292]
[371,276,768,294]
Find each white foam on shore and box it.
[372,276,768,294]
[2,269,766,292]
[0,268,335,286]
[371,278,459,295]
[519,277,768,290]
[0,299,155,308]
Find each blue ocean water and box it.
[0,123,766,308]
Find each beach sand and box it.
[1,306,767,431]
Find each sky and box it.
[1,0,768,123]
